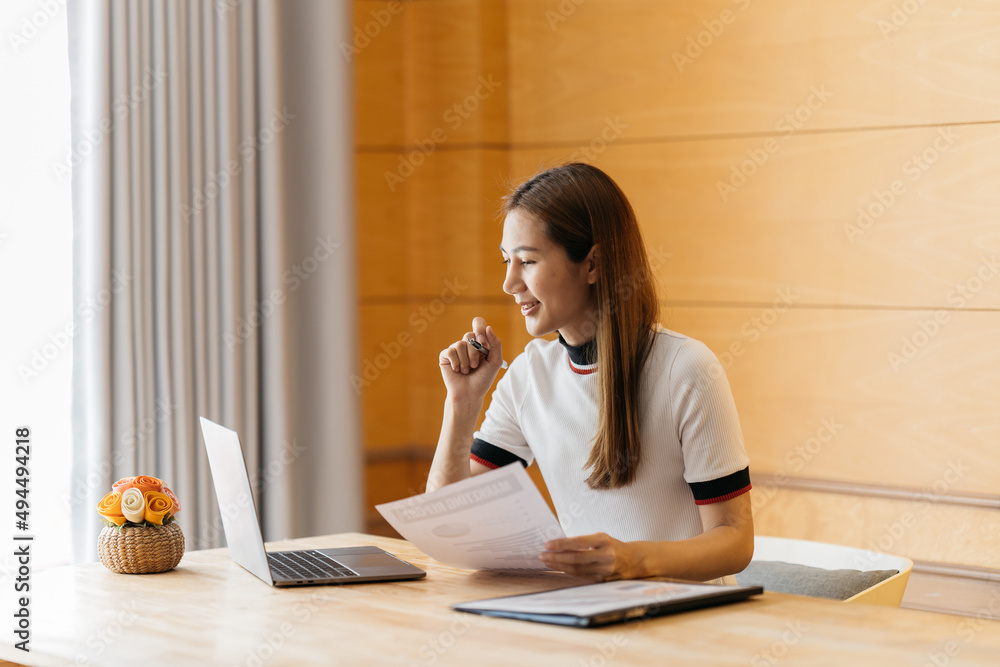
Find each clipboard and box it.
[453,579,764,627]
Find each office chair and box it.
[735,535,913,607]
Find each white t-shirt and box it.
[471,325,751,544]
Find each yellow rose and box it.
[120,488,146,523]
[97,491,126,526]
[143,491,173,525]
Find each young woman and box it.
[428,163,753,583]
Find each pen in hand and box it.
[466,337,508,370]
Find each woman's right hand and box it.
[438,317,505,405]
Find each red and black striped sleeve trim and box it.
[470,438,527,470]
[688,466,752,505]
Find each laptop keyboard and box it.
[268,550,360,582]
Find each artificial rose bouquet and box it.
[97,476,181,528]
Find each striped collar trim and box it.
[557,332,597,375]
[567,358,598,375]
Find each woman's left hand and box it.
[539,533,644,582]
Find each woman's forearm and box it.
[629,524,754,581]
[426,398,483,492]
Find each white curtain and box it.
[67,0,360,562]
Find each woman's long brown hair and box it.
[504,163,658,489]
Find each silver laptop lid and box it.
[199,417,273,584]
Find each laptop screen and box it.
[200,417,274,584]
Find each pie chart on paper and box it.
[432,522,471,538]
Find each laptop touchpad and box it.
[334,553,404,571]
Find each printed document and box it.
[376,464,565,570]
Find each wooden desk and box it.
[3,532,999,666]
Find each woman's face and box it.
[500,209,599,346]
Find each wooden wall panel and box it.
[354,1,407,146]
[366,458,431,523]
[405,0,508,145]
[355,0,508,148]
[356,152,408,296]
[405,149,511,296]
[357,149,511,298]
[667,307,1000,495]
[510,124,1000,308]
[355,0,515,529]
[355,0,1000,580]
[751,486,1000,570]
[507,0,1000,142]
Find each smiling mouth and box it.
[519,301,539,315]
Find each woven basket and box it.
[98,521,185,574]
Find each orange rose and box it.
[143,491,173,525]
[161,486,181,516]
[112,477,137,494]
[131,475,163,496]
[97,492,126,526]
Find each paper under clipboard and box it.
[375,464,565,570]
[453,580,764,627]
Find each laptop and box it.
[199,417,426,586]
